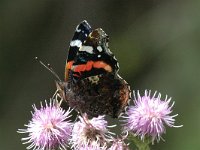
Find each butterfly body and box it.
[57,20,131,118]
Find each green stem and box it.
[128,135,150,150]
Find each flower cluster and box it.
[18,90,182,150]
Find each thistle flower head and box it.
[108,138,129,150]
[18,99,73,150]
[70,113,114,149]
[78,142,105,150]
[123,90,182,143]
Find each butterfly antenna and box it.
[35,57,62,82]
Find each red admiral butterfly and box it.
[56,20,131,118]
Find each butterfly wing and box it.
[65,20,92,81]
[71,28,119,81]
[62,21,130,118]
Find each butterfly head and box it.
[55,81,70,101]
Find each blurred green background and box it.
[1,0,200,149]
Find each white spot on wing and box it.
[97,46,103,52]
[76,25,81,32]
[79,46,94,54]
[70,40,82,47]
[98,55,101,58]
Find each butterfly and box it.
[56,20,131,118]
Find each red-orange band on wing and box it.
[65,60,74,81]
[65,60,112,81]
[93,61,112,72]
[73,61,112,75]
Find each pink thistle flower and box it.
[108,138,129,150]
[78,142,106,150]
[18,99,73,150]
[123,90,182,143]
[70,114,114,150]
